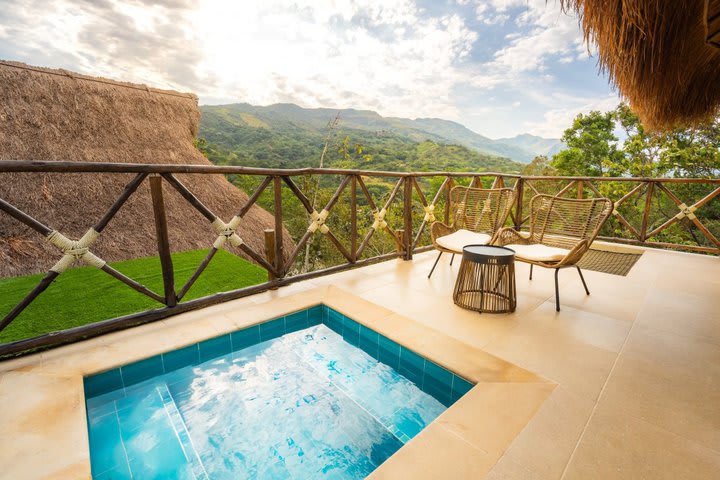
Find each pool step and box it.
[156,383,209,480]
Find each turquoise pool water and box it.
[84,305,474,479]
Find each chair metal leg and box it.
[428,252,443,278]
[576,266,590,295]
[450,253,455,266]
[529,264,533,280]
[554,268,561,311]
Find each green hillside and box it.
[198,103,524,173]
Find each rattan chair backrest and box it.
[528,194,613,249]
[449,186,515,235]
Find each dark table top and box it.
[462,245,515,264]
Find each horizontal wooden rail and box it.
[0,160,718,358]
[0,160,520,178]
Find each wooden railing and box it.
[0,160,718,357]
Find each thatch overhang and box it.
[562,0,720,130]
[708,0,720,47]
[0,61,293,277]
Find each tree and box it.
[522,155,557,176]
[614,103,660,177]
[552,110,622,176]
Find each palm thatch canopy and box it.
[562,0,720,130]
[708,0,720,47]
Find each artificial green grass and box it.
[0,249,267,344]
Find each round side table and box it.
[453,245,516,313]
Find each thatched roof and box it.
[0,61,292,278]
[562,0,720,130]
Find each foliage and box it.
[522,155,557,176]
[199,107,524,271]
[548,103,719,251]
[0,250,266,343]
[552,110,622,176]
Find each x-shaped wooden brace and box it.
[162,174,279,300]
[281,175,353,274]
[411,176,449,250]
[0,173,166,332]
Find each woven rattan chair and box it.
[494,194,613,311]
[428,185,515,278]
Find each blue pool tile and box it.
[307,305,324,326]
[117,389,197,479]
[259,318,285,341]
[325,309,343,334]
[451,376,474,402]
[358,325,379,360]
[369,431,404,467]
[87,409,127,477]
[85,368,123,398]
[162,344,199,373]
[398,347,424,385]
[422,363,454,406]
[285,310,308,333]
[121,356,163,388]
[423,362,453,386]
[95,463,132,480]
[342,316,360,347]
[321,304,330,324]
[422,377,453,407]
[199,334,232,362]
[86,393,121,418]
[389,406,430,440]
[378,335,400,370]
[231,325,260,351]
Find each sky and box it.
[0,0,620,139]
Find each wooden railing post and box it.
[514,178,524,230]
[351,175,357,263]
[395,229,405,254]
[273,176,284,277]
[264,228,277,288]
[444,177,453,224]
[403,176,413,260]
[640,181,654,241]
[577,180,584,199]
[149,175,176,307]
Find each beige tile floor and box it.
[0,244,718,479]
[326,247,720,479]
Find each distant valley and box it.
[198,103,563,173]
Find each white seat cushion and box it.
[506,244,570,262]
[436,229,492,252]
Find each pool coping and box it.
[0,284,555,479]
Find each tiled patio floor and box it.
[308,246,720,479]
[0,244,718,479]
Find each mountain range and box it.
[198,103,563,164]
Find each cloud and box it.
[524,94,620,137]
[0,0,479,121]
[478,0,585,75]
[0,0,612,138]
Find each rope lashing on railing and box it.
[211,216,244,248]
[372,208,387,230]
[307,209,330,234]
[423,204,436,223]
[46,229,106,273]
[675,203,697,220]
